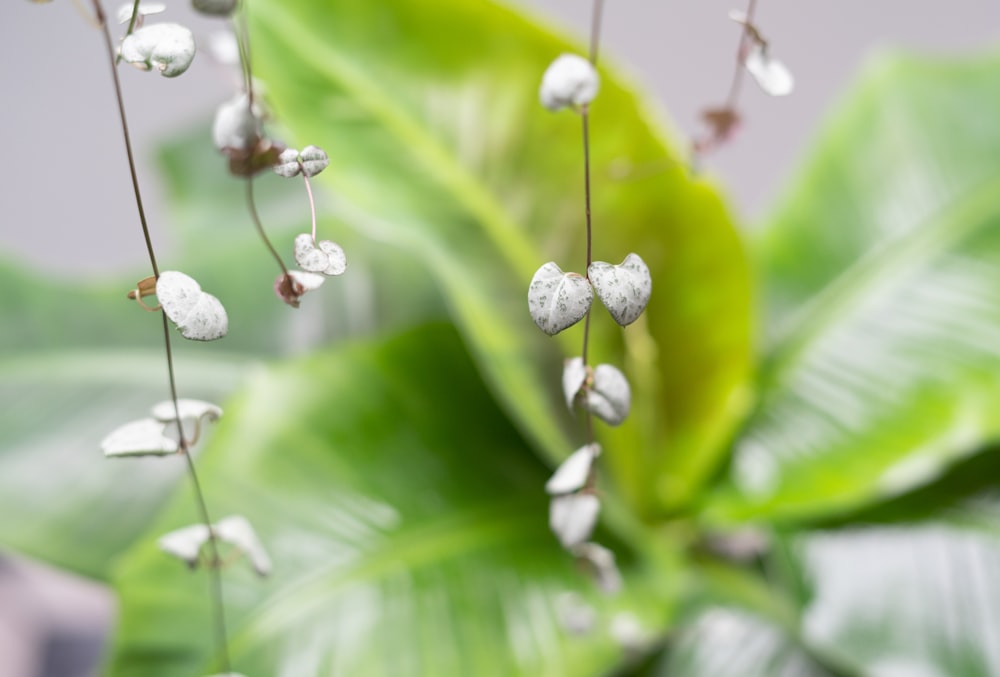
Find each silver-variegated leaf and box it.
[528,262,593,336]
[101,418,177,457]
[545,443,601,495]
[745,45,794,97]
[215,515,272,577]
[574,542,622,594]
[588,253,652,327]
[294,233,347,276]
[539,53,600,111]
[119,23,196,78]
[549,493,600,548]
[150,398,223,424]
[562,357,587,410]
[158,523,211,566]
[585,364,631,426]
[156,271,229,341]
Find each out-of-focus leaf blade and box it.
[247,0,752,515]
[108,324,675,677]
[709,53,1000,522]
[796,524,1000,676]
[0,350,245,579]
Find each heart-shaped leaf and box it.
[528,261,593,336]
[214,515,272,577]
[562,356,587,410]
[545,443,600,495]
[588,253,652,327]
[101,418,178,458]
[585,364,631,426]
[119,23,196,78]
[109,325,667,676]
[550,492,600,548]
[150,399,223,424]
[539,53,600,111]
[293,233,347,276]
[158,523,211,566]
[157,271,229,341]
[744,46,794,97]
[247,0,752,514]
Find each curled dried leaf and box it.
[274,269,325,308]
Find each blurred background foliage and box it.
[4,0,1000,675]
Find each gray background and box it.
[2,1,999,675]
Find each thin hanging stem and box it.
[724,0,759,111]
[162,314,232,675]
[304,174,319,243]
[588,0,606,65]
[93,0,231,670]
[580,109,594,366]
[93,0,158,277]
[580,0,604,439]
[247,177,289,275]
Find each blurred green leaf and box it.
[108,324,676,677]
[247,0,752,515]
[0,349,245,579]
[0,121,447,579]
[708,53,1000,523]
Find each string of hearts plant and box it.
[27,1,347,674]
[529,0,652,593]
[694,0,794,160]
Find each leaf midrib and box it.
[760,173,1000,394]
[251,2,539,282]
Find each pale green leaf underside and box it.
[710,53,1000,522]
[247,0,752,516]
[109,325,671,677]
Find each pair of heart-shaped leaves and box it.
[562,358,632,427]
[527,253,651,336]
[293,233,347,277]
[159,514,271,577]
[101,399,222,457]
[119,23,196,78]
[157,271,229,341]
[275,146,331,178]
